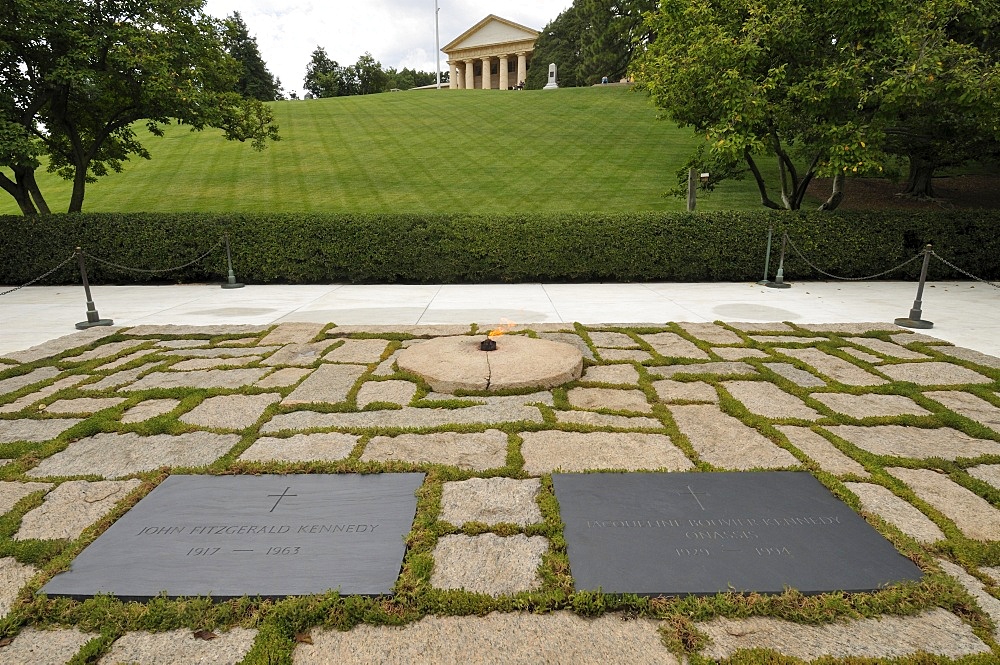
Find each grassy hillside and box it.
[1,86,770,214]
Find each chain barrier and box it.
[931,251,1000,290]
[784,234,925,281]
[0,254,76,297]
[82,236,225,275]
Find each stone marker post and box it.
[543,63,559,89]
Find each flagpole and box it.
[435,0,441,88]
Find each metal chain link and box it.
[785,234,924,281]
[82,237,225,275]
[0,254,76,297]
[931,251,1000,290]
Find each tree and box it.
[578,0,656,84]
[222,11,281,101]
[351,53,388,95]
[0,0,279,215]
[304,47,347,98]
[527,6,586,89]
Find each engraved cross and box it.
[267,487,297,513]
[676,485,710,511]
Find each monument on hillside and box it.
[543,63,559,89]
[442,14,539,90]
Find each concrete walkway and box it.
[2,279,999,356]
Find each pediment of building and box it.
[442,14,539,55]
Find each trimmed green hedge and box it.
[0,211,997,286]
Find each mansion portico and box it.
[442,15,540,90]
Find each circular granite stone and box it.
[397,336,583,393]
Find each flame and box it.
[488,318,517,339]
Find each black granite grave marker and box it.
[552,472,922,595]
[41,474,424,601]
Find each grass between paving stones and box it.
[2,326,1000,662]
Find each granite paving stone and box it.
[890,332,952,346]
[581,363,640,384]
[587,331,638,348]
[775,426,869,477]
[638,332,708,359]
[430,533,548,596]
[263,403,543,433]
[848,338,931,360]
[841,348,884,364]
[163,346,277,359]
[99,628,258,665]
[82,364,155,390]
[168,356,261,371]
[652,380,718,403]
[778,348,888,386]
[520,431,692,475]
[238,433,358,463]
[697,608,989,660]
[880,361,993,385]
[421,391,554,407]
[668,404,799,469]
[846,481,945,543]
[0,557,37,617]
[67,340,144,362]
[281,364,367,406]
[811,393,931,418]
[372,349,402,376]
[293,612,675,664]
[0,418,82,443]
[98,349,158,371]
[0,628,97,665]
[2,327,119,364]
[27,432,240,478]
[723,381,821,420]
[0,366,60,396]
[324,338,390,364]
[0,377,84,414]
[356,380,418,408]
[120,398,181,423]
[751,335,822,344]
[968,464,1000,490]
[123,324,267,336]
[649,361,757,379]
[937,559,1000,641]
[155,340,206,349]
[888,467,1000,540]
[440,477,542,526]
[538,332,596,361]
[678,322,744,344]
[180,393,281,430]
[125,368,270,390]
[826,425,1000,460]
[713,347,769,360]
[555,410,663,430]
[15,479,142,540]
[981,566,1000,584]
[925,390,1000,432]
[798,322,898,334]
[328,324,471,337]
[566,387,652,413]
[361,430,509,471]
[0,481,53,514]
[595,348,652,362]
[254,366,312,388]
[259,322,327,346]
[933,346,1000,370]
[43,397,127,415]
[730,322,794,332]
[262,342,335,367]
[764,362,827,387]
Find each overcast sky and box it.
[202,1,571,96]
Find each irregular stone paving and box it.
[811,392,931,418]
[825,424,1000,460]
[723,381,821,420]
[1,327,118,363]
[697,608,990,660]
[844,482,944,543]
[520,431,693,474]
[99,628,258,664]
[430,533,548,595]
[27,432,240,478]
[2,322,1000,663]
[440,478,542,526]
[669,404,799,469]
[887,467,1000,540]
[778,347,888,386]
[775,426,869,478]
[294,612,675,664]
[15,479,142,540]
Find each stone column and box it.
[499,55,509,90]
[449,61,459,89]
[517,52,528,88]
[480,57,492,89]
[465,59,475,90]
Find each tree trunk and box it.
[903,158,935,198]
[25,170,51,215]
[744,150,782,210]
[818,173,845,211]
[69,167,88,213]
[0,170,39,216]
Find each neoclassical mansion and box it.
[442,15,540,90]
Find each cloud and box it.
[202,0,570,95]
